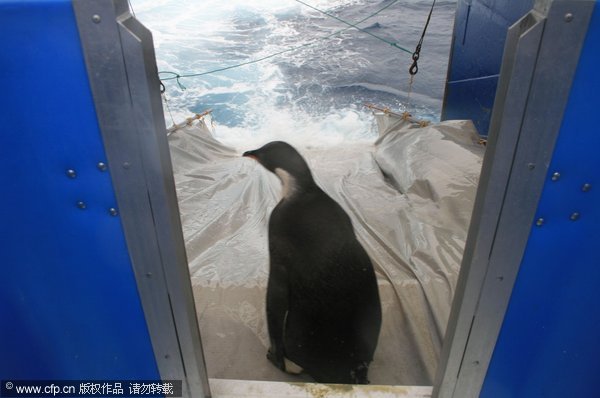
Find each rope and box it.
[167,109,213,135]
[364,103,430,126]
[409,0,436,76]
[407,73,415,105]
[161,91,176,127]
[159,0,409,86]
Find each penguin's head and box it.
[243,141,315,195]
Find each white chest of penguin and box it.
[274,167,299,200]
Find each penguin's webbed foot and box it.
[267,348,285,371]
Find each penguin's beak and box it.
[243,150,258,161]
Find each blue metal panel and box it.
[444,75,498,135]
[481,3,600,397]
[0,1,160,379]
[442,0,533,134]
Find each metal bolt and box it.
[551,172,561,181]
[527,163,536,170]
[77,201,87,210]
[92,14,101,23]
[535,218,545,227]
[564,13,574,22]
[109,208,118,216]
[570,212,580,221]
[582,183,591,192]
[66,169,77,179]
[145,272,152,278]
[122,162,131,170]
[97,162,108,172]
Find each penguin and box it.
[243,141,382,384]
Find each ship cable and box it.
[409,0,436,76]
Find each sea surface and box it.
[131,0,457,149]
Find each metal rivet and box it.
[109,208,118,216]
[473,361,480,366]
[92,14,101,23]
[535,218,545,227]
[146,272,152,278]
[570,212,580,221]
[551,172,561,181]
[582,183,591,192]
[66,169,77,178]
[164,354,170,359]
[527,163,536,170]
[77,201,87,210]
[497,276,504,282]
[97,162,108,172]
[564,13,574,22]
[122,162,131,170]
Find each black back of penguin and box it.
[243,141,382,384]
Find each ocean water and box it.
[131,0,457,149]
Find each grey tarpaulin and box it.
[168,113,484,385]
